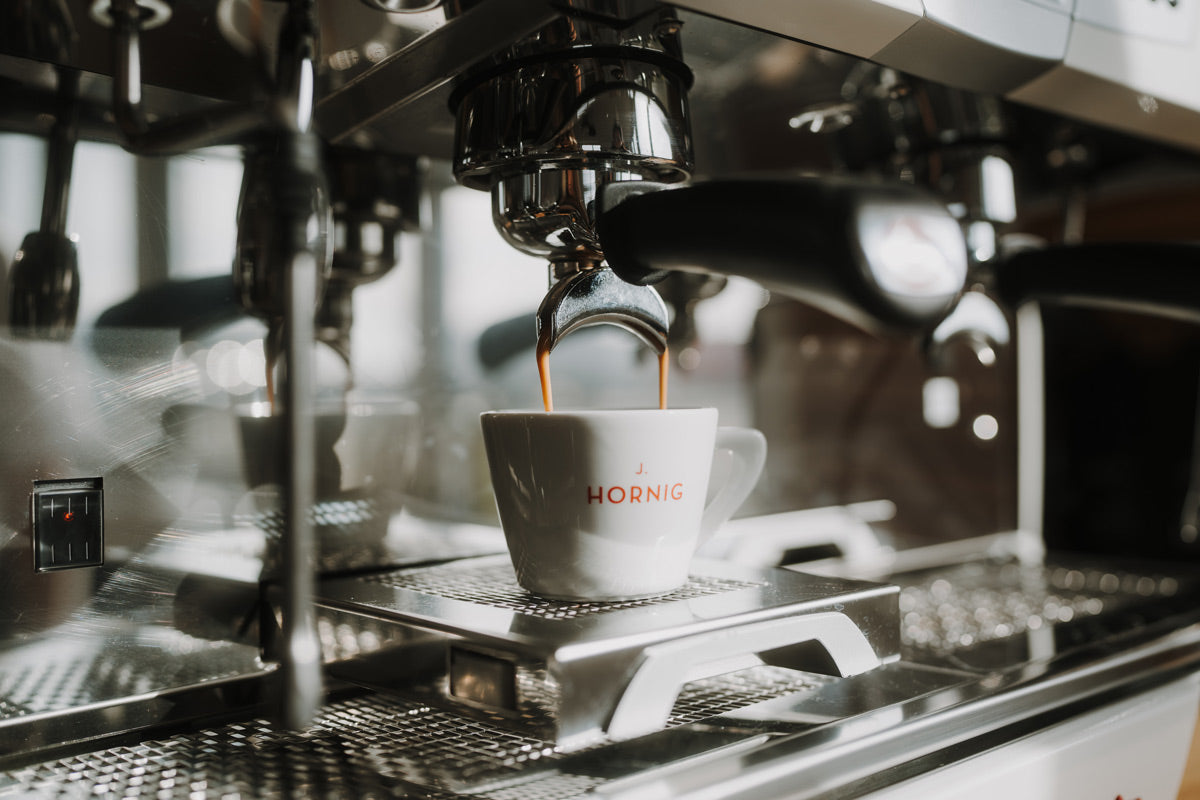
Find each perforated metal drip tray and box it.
[315,556,901,750]
[6,555,1200,800]
[892,556,1200,671]
[0,675,848,800]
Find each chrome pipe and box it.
[280,248,323,730]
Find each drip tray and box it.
[315,556,899,750]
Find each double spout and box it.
[537,266,669,358]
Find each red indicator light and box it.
[63,511,74,521]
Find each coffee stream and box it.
[537,345,670,412]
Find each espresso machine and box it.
[1,1,1200,798]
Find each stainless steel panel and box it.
[316,555,901,749]
[0,675,830,799]
[0,554,1195,797]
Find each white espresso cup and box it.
[480,408,767,602]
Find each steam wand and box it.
[8,65,81,339]
[7,0,80,339]
[102,0,267,155]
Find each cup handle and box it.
[699,427,767,542]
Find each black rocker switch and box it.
[32,478,103,572]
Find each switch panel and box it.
[32,478,104,572]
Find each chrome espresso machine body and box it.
[1,1,1200,798]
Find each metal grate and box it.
[666,666,825,725]
[0,633,262,721]
[405,661,826,742]
[240,498,380,535]
[365,561,767,619]
[0,667,821,799]
[244,497,405,574]
[898,561,1183,656]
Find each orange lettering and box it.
[630,486,642,502]
[670,483,683,500]
[608,487,626,504]
[588,486,603,504]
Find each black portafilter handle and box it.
[995,242,1200,322]
[596,178,969,336]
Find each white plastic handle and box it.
[699,427,767,541]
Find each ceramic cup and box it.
[480,408,767,601]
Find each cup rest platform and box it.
[315,555,899,749]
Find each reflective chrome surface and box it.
[491,168,632,269]
[1,0,1200,796]
[451,4,693,350]
[453,54,692,192]
[316,555,900,750]
[452,6,692,279]
[1,550,1196,798]
[536,267,668,357]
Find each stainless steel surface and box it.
[450,3,691,350]
[536,267,669,358]
[2,0,1200,795]
[0,674,825,799]
[452,43,692,194]
[600,634,1200,800]
[488,168,637,273]
[872,0,1069,96]
[1,554,1196,798]
[317,555,900,749]
[897,559,1186,663]
[278,244,324,730]
[0,622,269,760]
[312,0,556,154]
[597,563,1200,800]
[104,0,264,155]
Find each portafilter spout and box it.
[536,266,669,358]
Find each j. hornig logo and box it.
[587,483,684,504]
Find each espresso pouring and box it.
[537,344,671,412]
